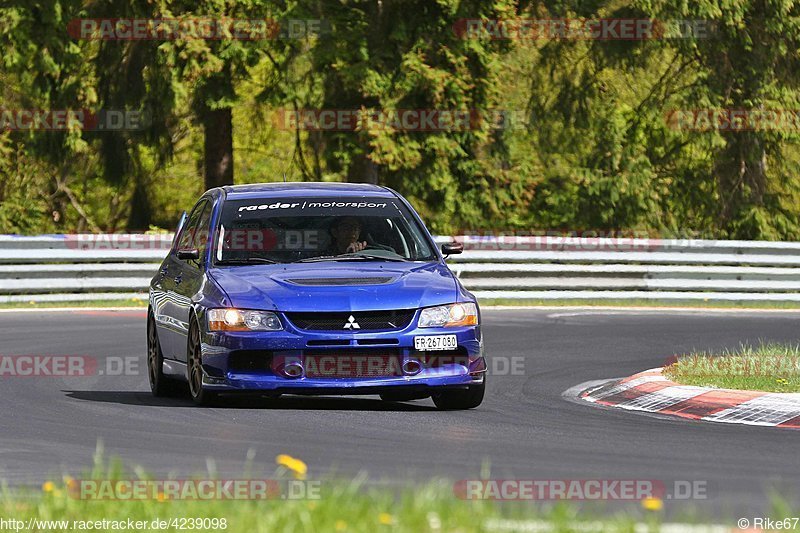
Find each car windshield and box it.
[214,196,437,264]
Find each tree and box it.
[521,0,800,238]
[157,0,301,190]
[308,0,528,233]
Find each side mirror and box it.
[177,249,200,261]
[441,242,463,256]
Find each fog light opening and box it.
[283,362,304,378]
[402,360,422,376]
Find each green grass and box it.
[0,482,641,533]
[478,298,800,309]
[0,299,147,309]
[4,297,800,311]
[664,343,800,392]
[1,452,797,532]
[0,464,648,533]
[0,450,735,533]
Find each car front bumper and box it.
[197,316,485,394]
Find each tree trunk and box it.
[127,175,152,230]
[203,107,234,190]
[346,149,379,184]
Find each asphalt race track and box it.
[1,308,798,518]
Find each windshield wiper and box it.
[216,257,278,265]
[291,255,339,263]
[337,252,409,262]
[292,253,409,263]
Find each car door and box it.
[150,211,187,358]
[172,198,214,363]
[158,200,208,360]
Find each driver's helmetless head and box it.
[331,216,361,244]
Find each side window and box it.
[193,201,213,260]
[177,200,207,251]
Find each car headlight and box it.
[418,303,478,328]
[207,308,282,331]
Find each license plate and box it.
[414,335,457,351]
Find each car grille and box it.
[304,353,403,378]
[285,310,415,331]
[412,347,470,369]
[228,350,272,372]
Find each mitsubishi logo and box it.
[343,315,360,330]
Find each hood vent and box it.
[286,277,394,286]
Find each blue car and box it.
[147,182,486,409]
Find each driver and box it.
[328,216,368,254]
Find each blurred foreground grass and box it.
[1,450,796,532]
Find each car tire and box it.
[147,312,184,397]
[432,379,485,410]
[187,318,219,406]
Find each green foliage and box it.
[307,0,524,233]
[3,0,800,237]
[0,133,54,233]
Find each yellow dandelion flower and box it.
[276,454,308,480]
[378,513,394,525]
[156,492,166,503]
[335,520,347,531]
[42,481,55,493]
[65,478,78,496]
[641,497,663,512]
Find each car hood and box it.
[208,261,459,312]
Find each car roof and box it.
[221,182,396,200]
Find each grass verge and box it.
[5,297,800,311]
[478,298,800,309]
[664,343,800,393]
[0,299,147,310]
[0,466,649,533]
[0,481,649,533]
[1,452,797,532]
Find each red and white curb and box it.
[580,368,800,429]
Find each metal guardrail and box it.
[3,234,800,302]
